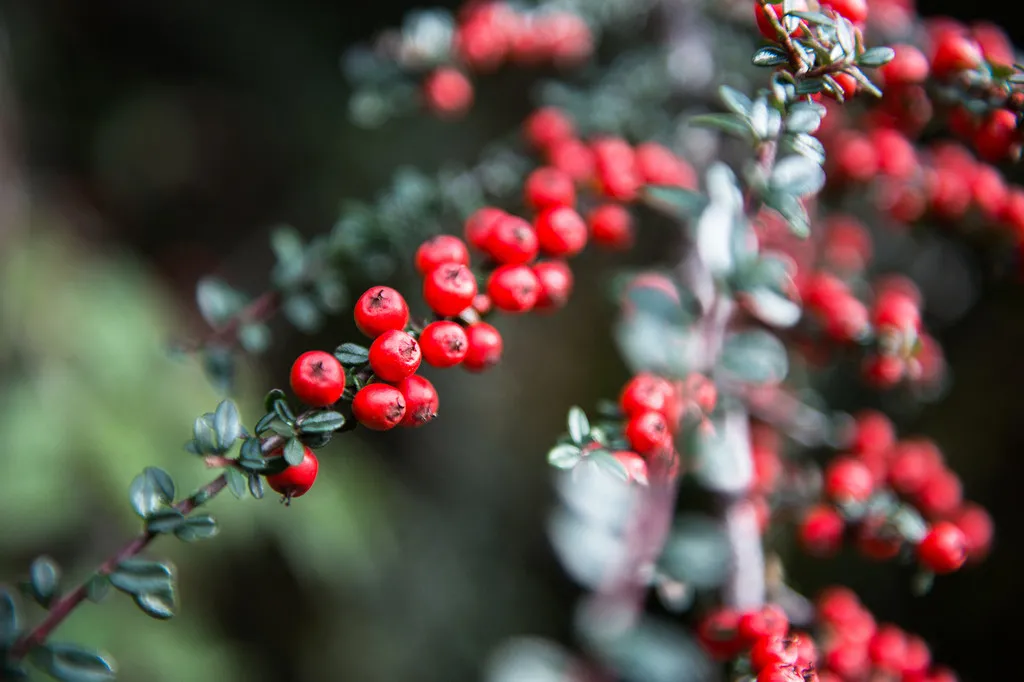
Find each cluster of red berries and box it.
[422,1,593,118]
[798,410,992,574]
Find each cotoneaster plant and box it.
[1,0,1019,680]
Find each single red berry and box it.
[824,642,870,680]
[870,128,918,179]
[533,260,574,311]
[849,410,895,456]
[879,45,930,86]
[873,289,921,332]
[620,373,677,420]
[592,137,642,202]
[750,636,798,672]
[829,72,859,100]
[816,586,861,625]
[625,410,671,456]
[397,374,439,427]
[423,263,478,316]
[756,663,804,682]
[791,633,818,669]
[465,207,507,252]
[423,67,473,118]
[799,504,845,556]
[524,166,576,210]
[613,450,649,485]
[289,350,346,407]
[463,321,503,372]
[634,142,696,189]
[901,635,932,677]
[823,215,872,273]
[738,604,789,644]
[588,203,634,250]
[929,32,983,79]
[754,0,806,41]
[918,521,967,573]
[863,354,905,388]
[487,264,541,313]
[472,293,492,315]
[266,445,319,500]
[369,330,422,382]
[820,293,870,342]
[820,0,867,24]
[971,21,1015,66]
[419,321,469,368]
[869,624,908,673]
[950,503,993,561]
[352,383,406,430]
[547,138,596,183]
[696,608,743,660]
[970,164,1009,219]
[752,444,781,494]
[524,107,576,151]
[915,468,963,518]
[415,235,470,276]
[888,440,942,497]
[824,457,875,504]
[354,286,410,339]
[832,132,879,183]
[534,206,588,257]
[972,108,1019,162]
[485,214,540,265]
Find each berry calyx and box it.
[534,206,588,257]
[354,287,410,339]
[352,383,407,431]
[423,263,479,316]
[397,375,440,427]
[487,264,541,313]
[289,350,346,407]
[917,521,967,574]
[369,330,422,382]
[266,445,319,502]
[415,235,470,276]
[419,320,469,368]
[532,260,574,311]
[463,322,503,372]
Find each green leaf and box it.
[282,294,322,333]
[146,509,185,534]
[283,438,306,466]
[784,132,826,166]
[128,468,174,519]
[858,46,895,67]
[785,102,824,134]
[719,330,789,385]
[273,398,295,425]
[195,277,245,327]
[174,515,219,542]
[0,588,19,645]
[567,407,590,445]
[769,155,825,196]
[191,414,220,454]
[718,85,752,116]
[315,274,348,313]
[644,185,709,219]
[763,190,810,237]
[254,412,277,436]
[733,255,802,328]
[264,388,287,412]
[297,410,346,434]
[225,467,248,499]
[240,436,263,462]
[752,46,789,67]
[547,444,582,469]
[238,323,271,354]
[659,515,731,589]
[29,556,61,605]
[786,9,833,25]
[133,589,176,620]
[334,342,370,366]
[749,97,781,140]
[588,451,629,482]
[688,113,752,141]
[85,576,110,604]
[108,559,173,596]
[269,224,306,289]
[214,399,242,450]
[29,643,116,682]
[248,474,265,500]
[144,467,175,504]
[795,77,826,95]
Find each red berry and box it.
[613,450,649,485]
[547,138,595,183]
[888,440,942,497]
[534,206,588,257]
[352,383,406,431]
[625,410,671,456]
[971,21,1015,66]
[950,502,994,561]
[634,142,696,189]
[472,293,492,315]
[869,624,908,673]
[820,0,867,24]
[754,0,806,41]
[397,374,439,427]
[696,608,743,660]
[369,330,422,382]
[870,128,918,179]
[972,108,1019,162]
[857,516,903,561]
[879,45,930,86]
[970,164,1009,219]
[832,133,879,182]
[823,215,872,273]
[750,636,798,672]
[533,260,574,311]
[829,72,858,100]
[902,635,932,677]
[929,32,983,79]
[524,166,576,210]
[463,321,503,372]
[816,586,860,624]
[592,137,642,202]
[465,207,507,252]
[289,350,346,407]
[354,286,410,339]
[800,504,845,556]
[423,263,478,316]
[485,214,540,264]
[415,235,470,276]
[849,410,895,456]
[487,264,541,313]
[752,444,781,494]
[423,68,473,118]
[419,321,469,368]
[873,289,920,332]
[756,663,804,682]
[266,445,319,500]
[588,203,634,250]
[824,457,875,504]
[738,604,789,643]
[863,354,905,388]
[620,373,677,420]
[824,642,870,680]
[915,468,963,517]
[918,521,967,573]
[524,107,576,151]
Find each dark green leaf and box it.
[764,189,810,238]
[214,399,242,450]
[29,556,61,605]
[548,444,582,470]
[298,411,346,434]
[128,470,171,519]
[225,467,248,499]
[134,589,176,620]
[588,451,629,482]
[334,342,370,366]
[248,474,265,499]
[202,347,235,394]
[0,588,18,645]
[264,388,287,412]
[273,398,295,425]
[191,415,220,454]
[174,515,219,542]
[795,77,826,95]
[29,643,116,682]
[752,46,789,67]
[719,330,789,385]
[769,155,825,196]
[85,576,110,604]
[282,294,322,333]
[238,323,271,354]
[786,9,834,25]
[567,407,590,445]
[688,113,752,140]
[109,559,173,596]
[644,185,708,219]
[718,85,752,116]
[254,412,277,436]
[240,436,263,462]
[195,277,245,327]
[146,509,185,534]
[659,515,731,589]
[283,438,306,466]
[857,46,895,67]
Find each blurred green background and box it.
[0,1,1023,681]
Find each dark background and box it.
[0,1,1022,681]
